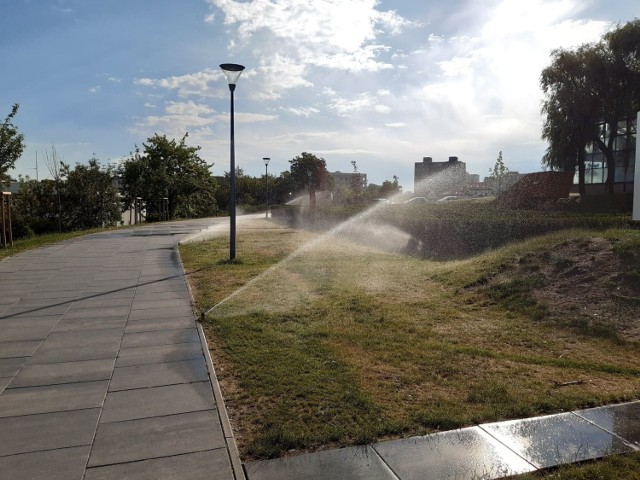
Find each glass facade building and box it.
[578,116,637,191]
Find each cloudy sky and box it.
[1,0,638,190]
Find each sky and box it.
[1,0,638,191]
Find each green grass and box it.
[179,220,640,461]
[511,451,640,479]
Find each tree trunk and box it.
[309,188,316,223]
[577,148,586,195]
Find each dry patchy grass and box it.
[179,220,640,460]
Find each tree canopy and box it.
[0,104,25,183]
[289,152,332,216]
[540,19,640,193]
[119,133,217,220]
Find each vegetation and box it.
[0,104,25,184]
[119,133,217,220]
[288,152,333,218]
[180,209,640,461]
[540,19,640,194]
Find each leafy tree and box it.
[61,158,120,229]
[119,133,217,220]
[288,152,332,217]
[0,104,25,183]
[378,175,401,198]
[489,151,509,194]
[540,19,640,194]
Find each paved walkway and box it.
[0,219,243,480]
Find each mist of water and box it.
[201,167,465,320]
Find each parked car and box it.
[404,196,429,204]
[437,195,460,202]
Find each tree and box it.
[288,152,332,218]
[489,151,509,194]
[0,104,25,183]
[378,175,401,198]
[119,133,217,220]
[62,158,121,229]
[540,19,640,194]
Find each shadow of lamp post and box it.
[263,157,270,218]
[220,63,245,261]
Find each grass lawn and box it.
[179,218,640,461]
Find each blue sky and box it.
[1,0,638,190]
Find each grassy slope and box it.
[179,220,640,461]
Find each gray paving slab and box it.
[0,325,53,342]
[0,340,41,358]
[120,328,200,348]
[0,408,100,456]
[245,445,398,480]
[115,342,203,367]
[88,410,225,467]
[0,315,62,328]
[128,306,194,321]
[70,297,133,309]
[481,412,633,469]
[10,358,115,388]
[0,380,109,417]
[0,357,27,377]
[0,377,11,393]
[54,316,128,332]
[100,382,215,423]
[125,316,196,333]
[61,306,132,319]
[109,359,208,391]
[0,446,92,480]
[84,449,233,480]
[575,402,640,448]
[27,329,123,364]
[131,298,192,311]
[373,427,536,480]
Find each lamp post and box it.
[220,63,245,261]
[263,157,270,218]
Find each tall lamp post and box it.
[263,157,270,218]
[220,63,245,261]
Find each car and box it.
[437,195,460,202]
[404,196,429,204]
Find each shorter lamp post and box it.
[263,157,270,218]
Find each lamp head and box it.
[263,157,270,166]
[220,63,245,90]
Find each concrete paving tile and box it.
[62,306,131,319]
[28,329,123,364]
[84,449,232,480]
[128,306,193,321]
[109,359,208,391]
[101,382,215,423]
[0,325,53,342]
[0,340,41,359]
[125,316,196,333]
[10,358,115,388]
[373,427,536,480]
[575,401,640,448]
[88,410,225,467]
[115,342,203,367]
[54,316,128,332]
[131,298,192,311]
[246,445,398,480]
[134,283,188,295]
[0,376,11,393]
[2,303,70,317]
[0,315,62,328]
[481,412,633,469]
[120,328,200,348]
[70,297,133,309]
[0,408,100,456]
[0,446,91,480]
[0,381,109,417]
[0,357,27,377]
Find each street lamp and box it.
[263,157,270,218]
[220,63,245,261]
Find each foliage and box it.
[11,159,121,236]
[0,104,25,183]
[489,151,509,194]
[540,19,640,194]
[119,133,217,220]
[289,152,332,217]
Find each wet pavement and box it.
[0,219,244,480]
[245,401,640,480]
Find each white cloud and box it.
[135,69,223,98]
[280,106,321,117]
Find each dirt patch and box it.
[485,237,640,342]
